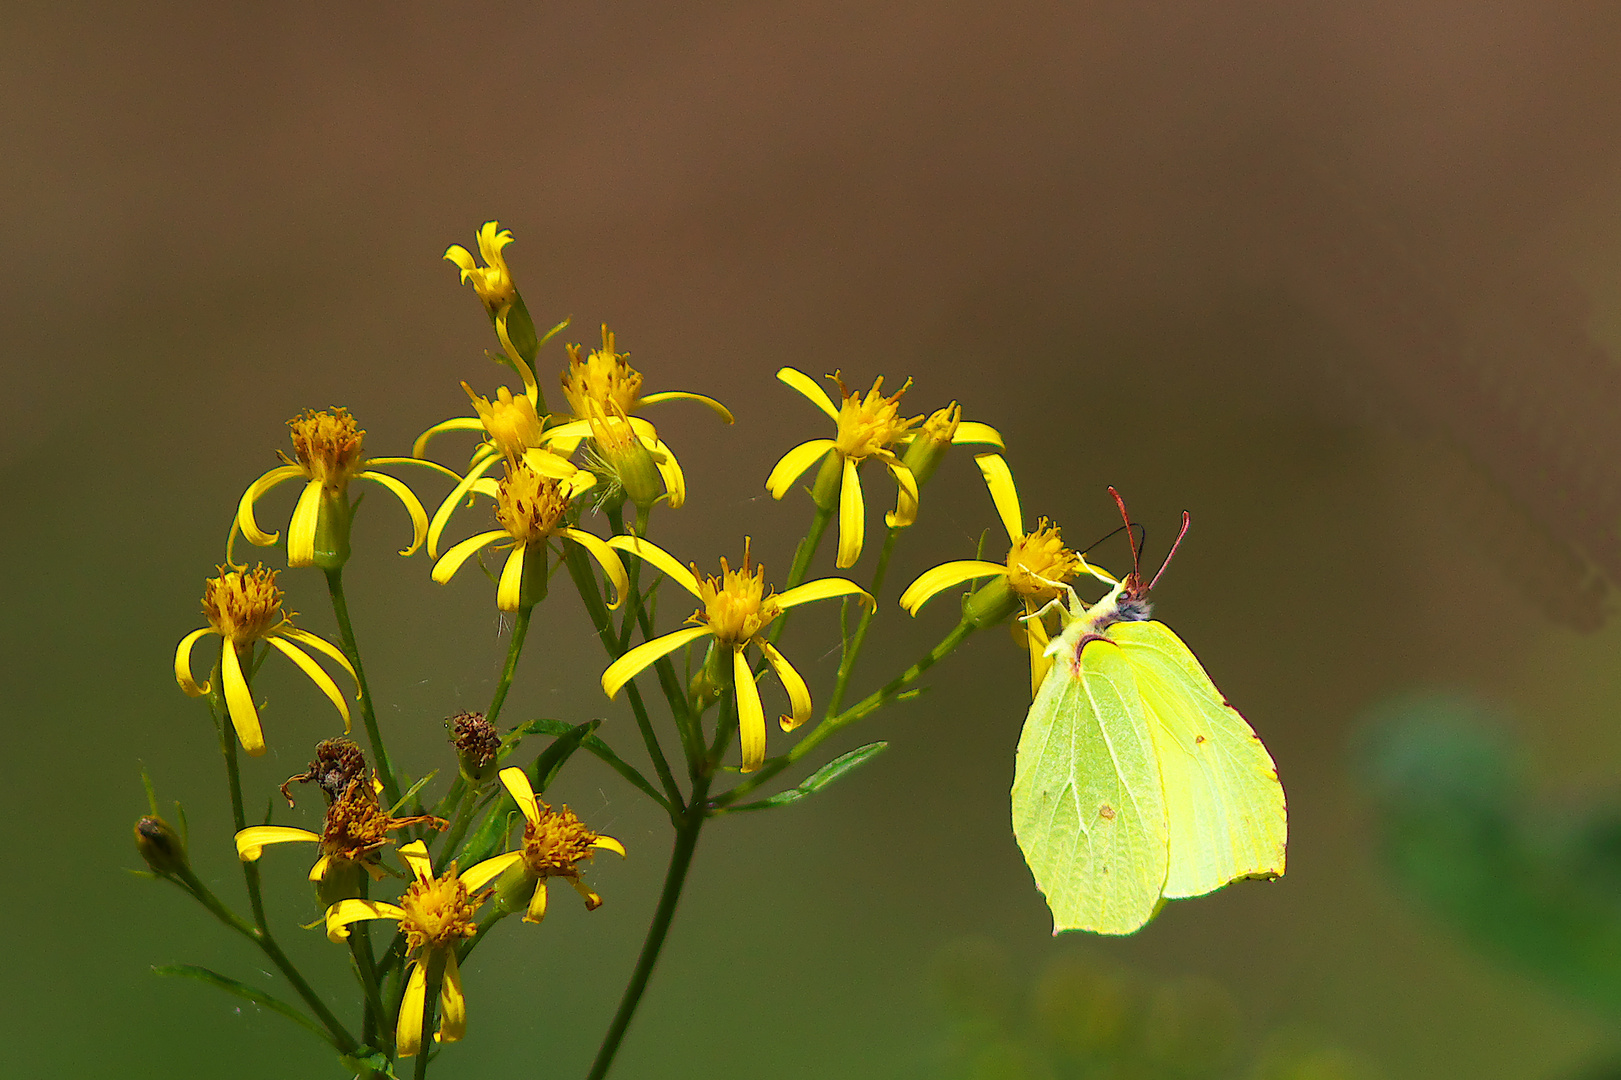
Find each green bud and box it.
[134,815,188,875]
[494,859,537,917]
[311,490,353,571]
[901,403,962,488]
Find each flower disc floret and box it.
[495,768,625,923]
[1004,520,1082,601]
[495,466,572,543]
[203,565,285,643]
[696,541,781,646]
[831,373,920,459]
[562,326,643,417]
[288,408,365,492]
[465,383,543,468]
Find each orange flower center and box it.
[495,465,572,544]
[1005,520,1081,601]
[694,540,781,647]
[286,408,365,493]
[202,565,286,644]
[561,326,644,418]
[520,803,601,878]
[831,374,920,460]
[398,871,480,953]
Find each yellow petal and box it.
[776,576,874,611]
[765,439,836,500]
[524,880,549,924]
[836,457,864,568]
[569,877,603,910]
[411,416,484,461]
[325,898,405,943]
[561,528,628,610]
[776,367,839,419]
[275,627,358,687]
[498,767,542,826]
[650,437,685,509]
[882,455,919,529]
[432,530,508,584]
[175,628,216,697]
[733,647,767,773]
[265,636,351,734]
[285,478,323,568]
[444,244,477,277]
[396,959,427,1057]
[221,643,266,756]
[591,835,627,858]
[460,850,524,893]
[602,626,712,699]
[234,825,320,861]
[436,950,466,1044]
[605,536,704,599]
[951,421,1004,448]
[897,560,1007,615]
[975,454,1024,545]
[358,471,429,557]
[759,641,811,731]
[496,544,527,612]
[521,447,583,479]
[235,465,304,546]
[1023,602,1053,699]
[309,853,332,882]
[428,452,501,559]
[398,839,433,882]
[638,391,735,423]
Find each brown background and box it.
[6,3,1621,1076]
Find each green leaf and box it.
[152,964,334,1047]
[512,718,671,811]
[729,742,889,812]
[532,719,603,793]
[497,717,572,761]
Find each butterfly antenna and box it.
[1107,486,1142,579]
[1076,522,1140,557]
[1147,512,1191,590]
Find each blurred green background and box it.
[8,3,1621,1077]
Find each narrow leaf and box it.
[729,742,889,812]
[153,964,334,1047]
[390,771,439,816]
[532,719,603,793]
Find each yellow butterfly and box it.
[1012,489,1286,935]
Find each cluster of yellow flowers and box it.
[154,219,1106,1071]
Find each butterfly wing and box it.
[1012,638,1169,934]
[1110,620,1286,899]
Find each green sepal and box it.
[152,964,335,1048]
[726,742,889,812]
[311,490,352,571]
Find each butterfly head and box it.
[1083,487,1191,629]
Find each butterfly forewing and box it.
[1013,640,1169,935]
[1110,621,1287,899]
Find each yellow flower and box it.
[897,454,1089,696]
[234,408,429,570]
[174,566,358,756]
[325,841,519,1057]
[444,221,517,315]
[602,537,871,772]
[495,767,625,922]
[766,370,1000,567]
[234,771,443,883]
[539,325,731,510]
[431,460,627,612]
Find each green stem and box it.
[457,909,508,964]
[824,527,897,719]
[765,504,834,648]
[325,567,401,807]
[486,606,532,728]
[433,783,480,875]
[209,665,269,931]
[171,866,359,1054]
[563,541,686,809]
[718,620,977,806]
[413,953,446,1080]
[584,697,724,1080]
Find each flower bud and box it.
[494,858,538,917]
[809,447,845,512]
[901,403,961,488]
[134,815,188,875]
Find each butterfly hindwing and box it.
[1013,639,1169,935]
[1110,620,1287,899]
